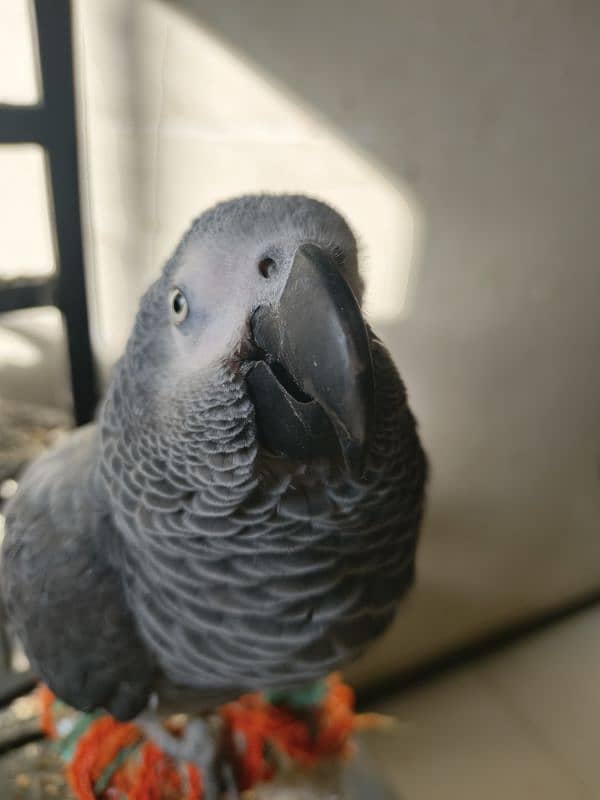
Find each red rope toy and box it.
[38,675,381,799]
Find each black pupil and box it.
[173,292,185,314]
[259,257,276,278]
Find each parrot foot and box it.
[137,713,224,800]
[221,761,240,799]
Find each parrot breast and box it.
[99,339,426,694]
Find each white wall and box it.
[8,0,600,686]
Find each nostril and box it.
[258,257,277,279]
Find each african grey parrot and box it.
[1,195,427,782]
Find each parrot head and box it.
[135,195,375,477]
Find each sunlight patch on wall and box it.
[0,0,40,104]
[0,145,54,279]
[0,328,42,369]
[135,2,421,324]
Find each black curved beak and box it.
[246,243,375,478]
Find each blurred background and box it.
[1,1,600,797]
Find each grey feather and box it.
[1,426,155,719]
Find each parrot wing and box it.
[1,425,154,720]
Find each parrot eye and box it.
[169,288,189,325]
[258,257,277,279]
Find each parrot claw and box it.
[137,713,223,800]
[221,761,240,799]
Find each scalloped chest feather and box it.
[98,343,426,693]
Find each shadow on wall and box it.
[129,0,600,447]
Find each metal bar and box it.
[0,671,37,711]
[0,105,46,145]
[0,278,55,314]
[0,728,44,757]
[33,0,99,425]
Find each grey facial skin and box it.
[1,194,427,725]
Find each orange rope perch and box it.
[37,674,380,799]
[221,675,357,790]
[67,717,142,800]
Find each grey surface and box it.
[366,605,600,799]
